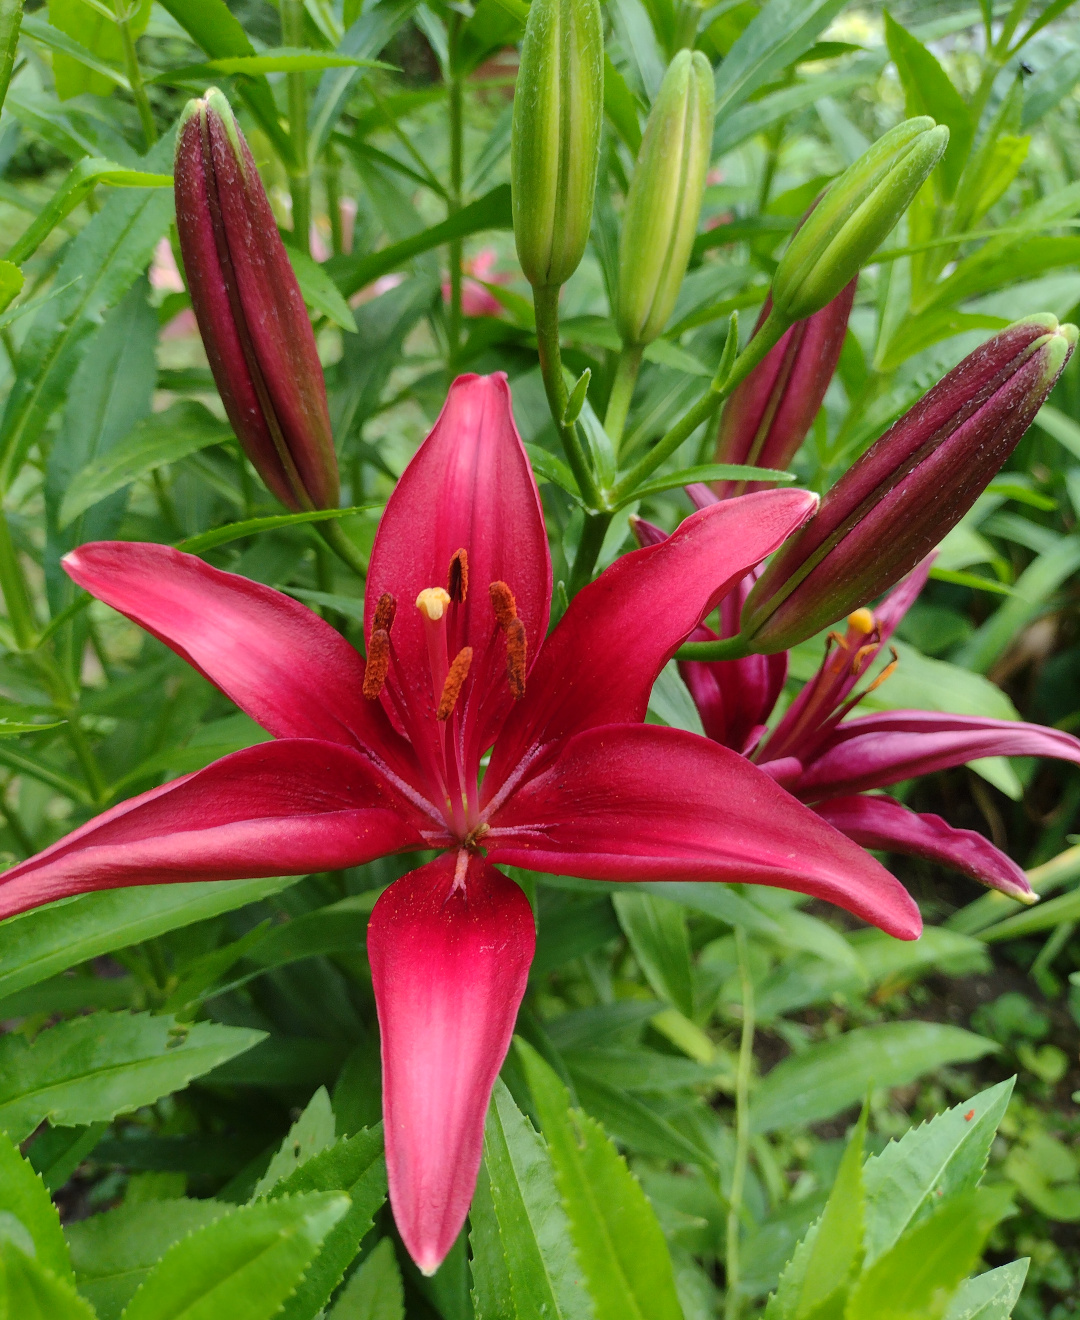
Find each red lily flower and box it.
[676,551,1080,901]
[0,375,922,1274]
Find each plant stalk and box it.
[0,511,36,650]
[605,344,643,449]
[283,0,311,253]
[532,283,602,508]
[447,12,464,359]
[725,924,756,1320]
[112,0,156,150]
[317,517,369,580]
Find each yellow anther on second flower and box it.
[416,587,452,622]
[847,607,875,636]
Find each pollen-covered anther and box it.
[363,629,390,700]
[505,617,527,699]
[847,607,876,637]
[373,592,397,633]
[437,647,473,721]
[489,580,518,630]
[447,549,469,603]
[416,587,451,622]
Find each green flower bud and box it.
[616,50,714,346]
[511,0,604,289]
[772,117,949,322]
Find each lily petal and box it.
[368,851,535,1274]
[64,543,412,768]
[814,793,1032,900]
[0,741,425,921]
[486,489,817,797]
[365,374,551,755]
[487,723,921,939]
[797,710,1080,799]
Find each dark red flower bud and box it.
[174,88,338,511]
[741,315,1077,652]
[712,282,856,498]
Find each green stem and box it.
[677,633,750,663]
[447,13,464,360]
[725,925,756,1320]
[611,309,788,504]
[65,717,108,805]
[317,517,368,580]
[284,0,311,253]
[113,0,156,150]
[326,147,343,256]
[0,744,92,804]
[569,512,612,596]
[533,283,602,508]
[605,344,643,450]
[0,0,24,120]
[0,781,33,858]
[0,511,36,650]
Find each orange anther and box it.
[505,617,527,699]
[363,629,390,700]
[437,646,473,720]
[447,548,469,603]
[373,592,396,633]
[489,580,518,630]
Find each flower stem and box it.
[676,633,751,663]
[65,716,108,806]
[447,13,464,360]
[112,0,156,150]
[725,925,756,1320]
[325,147,343,256]
[533,283,602,508]
[0,511,36,650]
[612,309,788,504]
[605,344,643,450]
[283,0,311,254]
[317,517,368,580]
[569,511,612,596]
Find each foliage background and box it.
[0,0,1079,1315]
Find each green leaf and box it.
[862,1080,1013,1266]
[325,185,512,298]
[883,12,972,197]
[59,401,233,528]
[6,159,172,268]
[270,1127,388,1320]
[285,245,357,331]
[568,1071,710,1166]
[980,884,1080,941]
[0,875,303,1000]
[22,14,131,92]
[604,55,641,153]
[612,893,694,1018]
[328,1237,404,1319]
[0,0,23,116]
[117,1192,350,1320]
[252,1087,336,1199]
[943,1261,1029,1320]
[0,260,21,315]
[712,0,849,122]
[176,505,376,555]
[749,1024,997,1134]
[1035,403,1080,460]
[481,1078,594,1320]
[0,137,174,492]
[844,1187,1012,1320]
[612,462,794,508]
[0,1129,72,1282]
[159,47,387,78]
[0,1012,266,1142]
[66,1199,232,1320]
[517,1040,683,1320]
[28,1122,108,1192]
[470,1156,516,1320]
[0,1239,97,1320]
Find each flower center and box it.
[362,549,528,843]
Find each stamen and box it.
[863,647,899,694]
[851,643,877,674]
[437,646,473,720]
[847,607,875,636]
[416,587,451,621]
[505,617,527,699]
[363,629,390,699]
[373,592,396,633]
[447,549,469,603]
[489,580,517,629]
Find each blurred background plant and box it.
[0,0,1079,1316]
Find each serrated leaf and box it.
[612,893,693,1019]
[0,875,303,1001]
[469,1158,515,1320]
[118,1192,350,1320]
[517,1039,682,1320]
[329,1237,404,1319]
[844,1187,1012,1320]
[568,1071,709,1167]
[66,1199,232,1320]
[252,1087,336,1199]
[59,401,233,528]
[0,1238,97,1320]
[270,1126,388,1320]
[481,1078,594,1320]
[0,1129,71,1282]
[943,1260,1029,1320]
[796,1104,867,1318]
[750,1024,997,1134]
[0,1012,266,1142]
[863,1080,1014,1265]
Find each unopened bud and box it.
[742,316,1077,651]
[174,88,338,512]
[616,50,714,346]
[511,0,604,289]
[714,282,856,497]
[772,118,948,322]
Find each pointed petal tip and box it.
[1013,886,1039,906]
